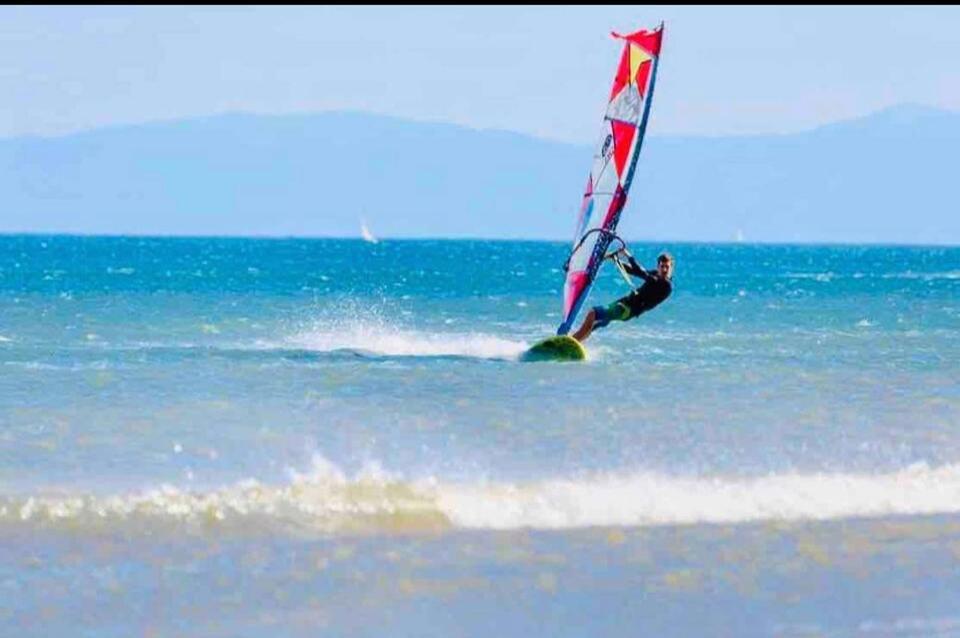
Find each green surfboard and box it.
[521,335,587,362]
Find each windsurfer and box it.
[571,250,673,342]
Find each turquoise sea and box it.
[2,235,959,636]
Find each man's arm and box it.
[623,255,654,281]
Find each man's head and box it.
[657,252,674,279]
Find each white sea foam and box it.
[785,270,960,282]
[881,270,960,281]
[286,322,527,360]
[6,459,960,536]
[438,462,960,530]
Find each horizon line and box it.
[1,231,956,250]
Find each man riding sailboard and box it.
[522,23,669,361]
[570,249,674,343]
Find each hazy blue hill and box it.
[2,105,957,244]
[627,104,960,244]
[0,112,585,239]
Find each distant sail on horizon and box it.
[557,24,664,335]
[360,218,378,244]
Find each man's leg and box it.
[571,308,597,342]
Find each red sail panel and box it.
[563,270,590,318]
[634,60,652,98]
[602,185,627,228]
[612,26,663,56]
[609,45,632,101]
[611,121,637,181]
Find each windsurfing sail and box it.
[557,24,664,335]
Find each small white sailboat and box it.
[360,217,379,244]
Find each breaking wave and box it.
[5,457,960,537]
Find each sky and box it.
[3,5,960,144]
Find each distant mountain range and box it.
[1,104,957,244]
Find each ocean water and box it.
[1,235,959,637]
